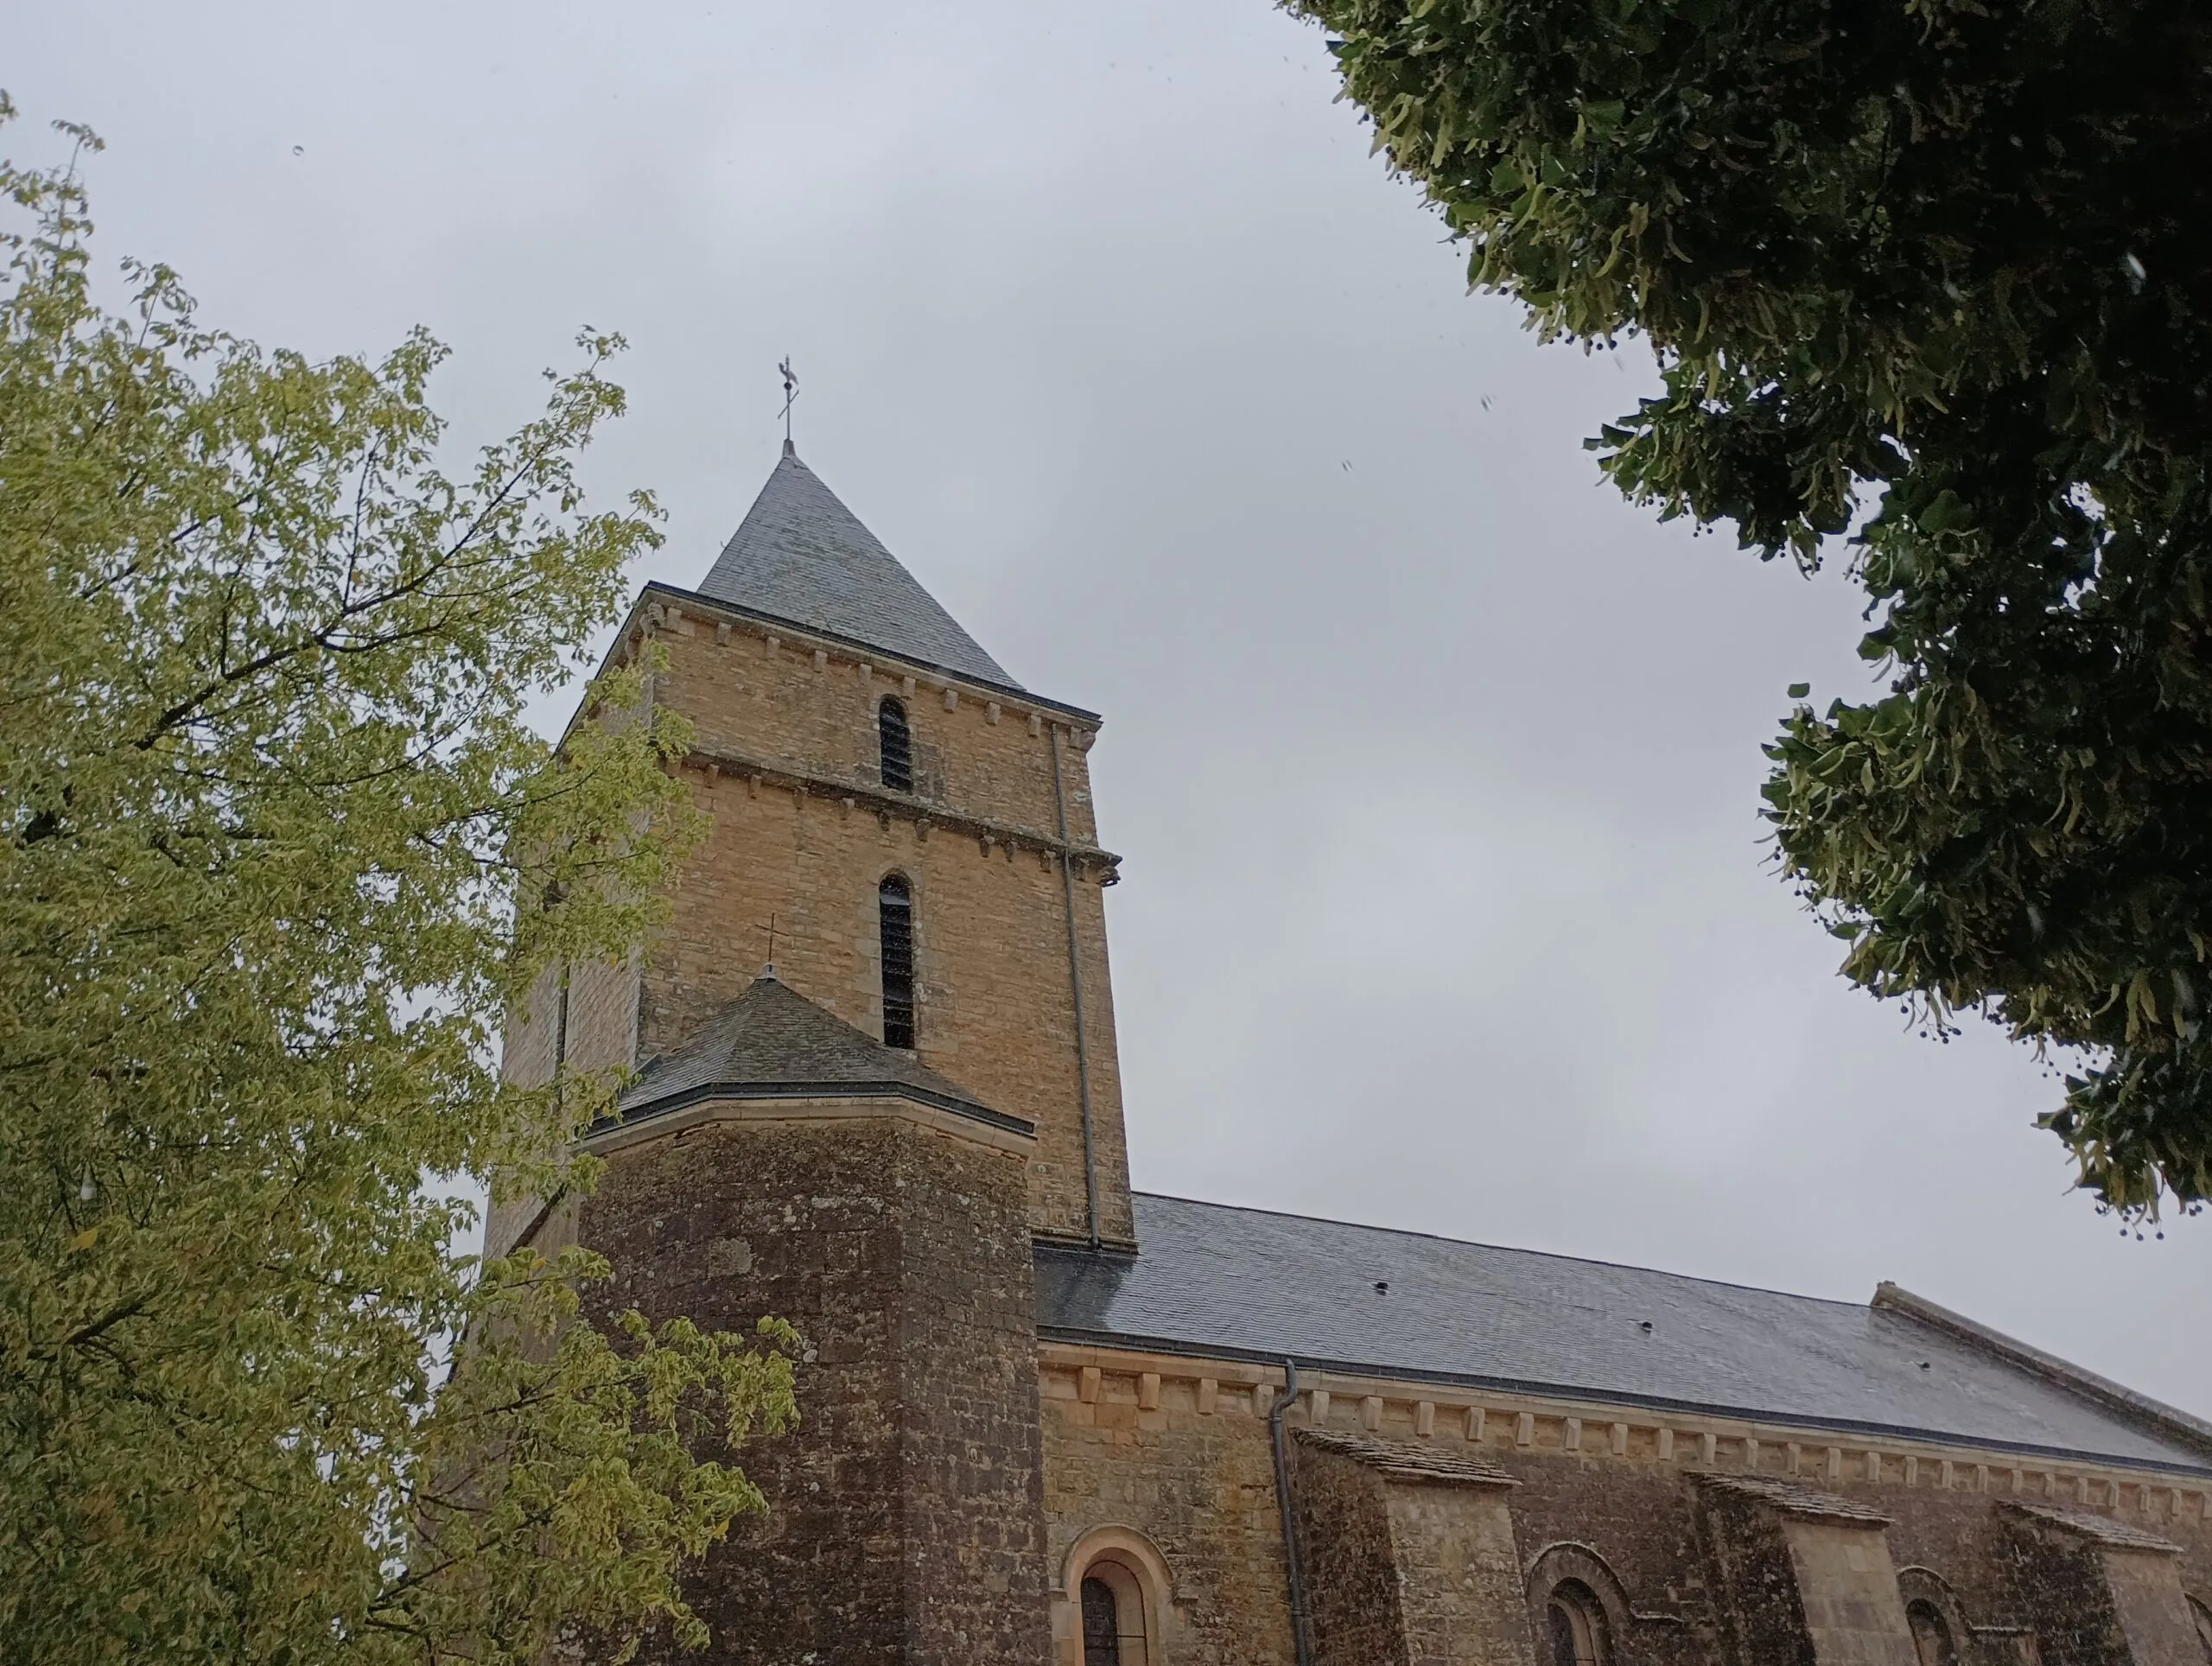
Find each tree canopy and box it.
[0,111,795,1663]
[1286,0,2212,1216]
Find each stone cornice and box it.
[582,1085,1037,1160]
[626,582,1104,727]
[1034,1340,2212,1504]
[678,741,1123,882]
[1033,1326,2212,1482]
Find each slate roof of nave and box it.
[1035,1192,2212,1473]
[696,442,1020,690]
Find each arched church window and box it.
[879,874,915,1049]
[1077,1561,1149,1666]
[1545,1580,1608,1666]
[1080,1577,1122,1666]
[1907,1599,1961,1666]
[878,696,912,792]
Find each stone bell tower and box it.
[493,442,1134,1663]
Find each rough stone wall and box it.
[577,1108,1048,1664]
[1039,1352,2212,1666]
[1872,1477,2212,1657]
[633,607,1133,1247]
[893,1117,1054,1660]
[1997,1509,2205,1666]
[1498,1435,1715,1665]
[1039,1367,1298,1666]
[1693,1485,1816,1666]
[1291,1443,1408,1666]
[1999,1510,2134,1665]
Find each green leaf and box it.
[0,131,779,1666]
[1289,0,2212,1216]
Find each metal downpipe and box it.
[1268,1358,1316,1666]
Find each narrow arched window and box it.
[1545,1581,1607,1666]
[1064,1535,1169,1666]
[878,696,912,792]
[1080,1577,1121,1666]
[1907,1601,1960,1666]
[879,874,915,1049]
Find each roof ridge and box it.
[1874,1282,2212,1458]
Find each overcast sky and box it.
[15,0,2207,1414]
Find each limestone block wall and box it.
[642,596,1099,843]
[1040,1354,1300,1666]
[1291,1430,1537,1666]
[1999,1503,2205,1666]
[577,1103,1049,1665]
[1291,1440,1408,1666]
[1692,1477,1917,1666]
[1382,1476,1538,1666]
[611,594,1133,1247]
[1039,1345,2212,1666]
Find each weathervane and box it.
[779,357,798,447]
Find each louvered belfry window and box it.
[878,696,912,792]
[879,874,916,1049]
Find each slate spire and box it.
[698,446,1019,689]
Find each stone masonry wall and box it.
[1999,1510,2135,1665]
[578,1107,1048,1664]
[1775,1514,1917,1666]
[1293,1442,1408,1666]
[1040,1348,2212,1666]
[629,601,1134,1247]
[1040,1362,1299,1666]
[1691,1485,1815,1666]
[1997,1507,2206,1666]
[2101,1546,2202,1665]
[1382,1482,1540,1666]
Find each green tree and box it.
[0,111,796,1663]
[1287,0,2212,1216]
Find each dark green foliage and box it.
[1286,0,2212,1212]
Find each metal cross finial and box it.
[760,912,780,978]
[778,357,798,449]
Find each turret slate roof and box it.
[613,973,1031,1137]
[699,442,1018,689]
[1036,1193,2212,1473]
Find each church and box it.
[491,443,2212,1666]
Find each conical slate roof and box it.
[618,972,1020,1129]
[698,442,1019,689]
